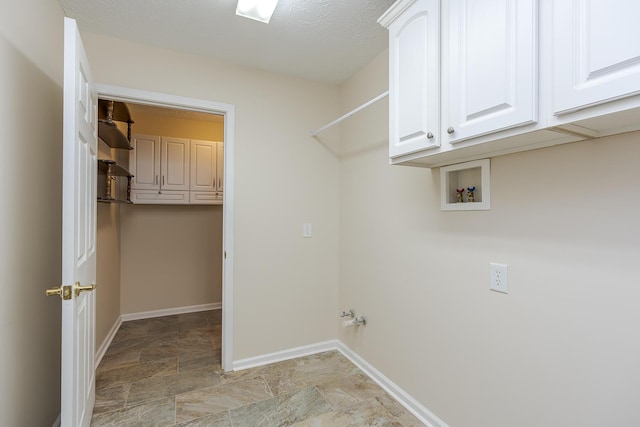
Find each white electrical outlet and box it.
[490,263,508,294]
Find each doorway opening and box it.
[95,84,235,371]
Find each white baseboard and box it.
[335,342,448,427]
[232,340,338,371]
[230,339,447,427]
[95,314,123,368]
[121,302,222,322]
[93,308,445,426]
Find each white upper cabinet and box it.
[380,0,640,167]
[131,135,189,192]
[380,0,545,167]
[161,137,190,191]
[190,140,217,192]
[130,134,189,204]
[446,0,537,143]
[131,134,222,205]
[553,0,640,115]
[130,134,160,191]
[382,0,440,158]
[190,140,223,204]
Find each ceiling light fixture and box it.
[236,0,279,24]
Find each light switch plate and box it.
[303,223,312,238]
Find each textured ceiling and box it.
[58,0,395,85]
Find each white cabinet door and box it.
[216,142,224,195]
[553,0,640,115]
[190,140,216,192]
[190,140,223,202]
[446,0,537,143]
[386,0,440,158]
[161,137,190,191]
[130,134,160,190]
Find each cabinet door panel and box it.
[447,0,537,143]
[161,137,189,191]
[216,142,224,194]
[190,140,216,192]
[553,0,640,114]
[389,0,439,158]
[130,134,160,190]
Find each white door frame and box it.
[96,84,235,371]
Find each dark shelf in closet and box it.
[98,159,133,177]
[98,99,134,149]
[98,122,132,150]
[97,197,133,204]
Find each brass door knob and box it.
[45,285,72,300]
[45,287,61,297]
[75,282,96,297]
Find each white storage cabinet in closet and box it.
[130,134,190,204]
[190,140,224,205]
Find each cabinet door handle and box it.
[162,176,165,185]
[447,127,455,135]
[155,175,158,185]
[427,132,434,139]
[218,178,221,188]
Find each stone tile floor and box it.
[91,310,424,426]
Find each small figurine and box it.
[456,188,465,203]
[467,186,476,202]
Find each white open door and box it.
[61,17,98,427]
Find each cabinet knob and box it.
[427,132,434,139]
[447,127,455,135]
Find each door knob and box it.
[447,127,455,134]
[74,282,96,297]
[45,285,72,300]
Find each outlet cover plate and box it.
[303,223,312,238]
[490,263,508,294]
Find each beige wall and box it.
[120,205,222,313]
[128,105,224,141]
[96,135,124,348]
[339,50,640,426]
[0,0,65,425]
[81,32,341,358]
[96,201,122,347]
